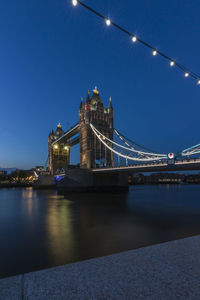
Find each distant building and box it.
[10,169,35,183]
[0,170,7,176]
[130,173,185,184]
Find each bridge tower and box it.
[48,123,70,174]
[79,87,114,169]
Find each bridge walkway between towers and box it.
[51,123,79,146]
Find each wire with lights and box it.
[72,0,200,86]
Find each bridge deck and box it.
[92,158,200,173]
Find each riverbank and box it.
[1,182,199,190]
[0,183,32,188]
[1,235,200,299]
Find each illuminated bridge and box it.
[92,159,200,174]
[48,87,200,174]
[43,87,200,192]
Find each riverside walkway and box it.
[1,235,200,299]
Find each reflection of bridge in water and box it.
[43,87,200,192]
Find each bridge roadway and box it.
[92,158,200,173]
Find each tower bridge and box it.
[44,86,200,192]
[48,86,114,174]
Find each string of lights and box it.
[72,0,200,87]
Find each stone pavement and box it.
[1,235,200,299]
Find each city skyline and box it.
[1,0,200,169]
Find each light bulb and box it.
[152,50,157,56]
[170,61,175,67]
[132,36,137,43]
[72,0,78,6]
[185,72,189,78]
[105,18,111,26]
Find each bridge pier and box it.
[33,174,56,189]
[57,169,129,194]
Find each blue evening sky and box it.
[0,0,200,169]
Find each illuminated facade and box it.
[79,87,114,169]
[48,87,114,174]
[48,123,70,174]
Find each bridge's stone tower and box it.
[48,123,70,174]
[79,87,114,169]
[48,87,114,174]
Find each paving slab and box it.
[0,275,22,300]
[23,246,200,300]
[139,235,200,279]
[2,236,200,299]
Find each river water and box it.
[0,185,200,278]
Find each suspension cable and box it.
[90,124,167,158]
[90,124,166,161]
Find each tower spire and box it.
[93,86,99,95]
[109,96,113,109]
[86,90,90,103]
[79,96,83,108]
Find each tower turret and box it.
[48,123,70,174]
[79,96,83,109]
[86,90,90,103]
[109,96,113,109]
[108,97,113,129]
[54,123,64,139]
[79,87,114,169]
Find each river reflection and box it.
[1,185,200,278]
[46,195,76,265]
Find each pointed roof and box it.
[91,86,103,104]
[79,96,83,108]
[93,86,99,95]
[109,96,113,109]
[49,129,54,137]
[86,90,90,103]
[55,123,64,137]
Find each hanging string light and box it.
[105,18,111,26]
[132,36,137,43]
[71,0,200,87]
[72,0,78,6]
[152,50,157,56]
